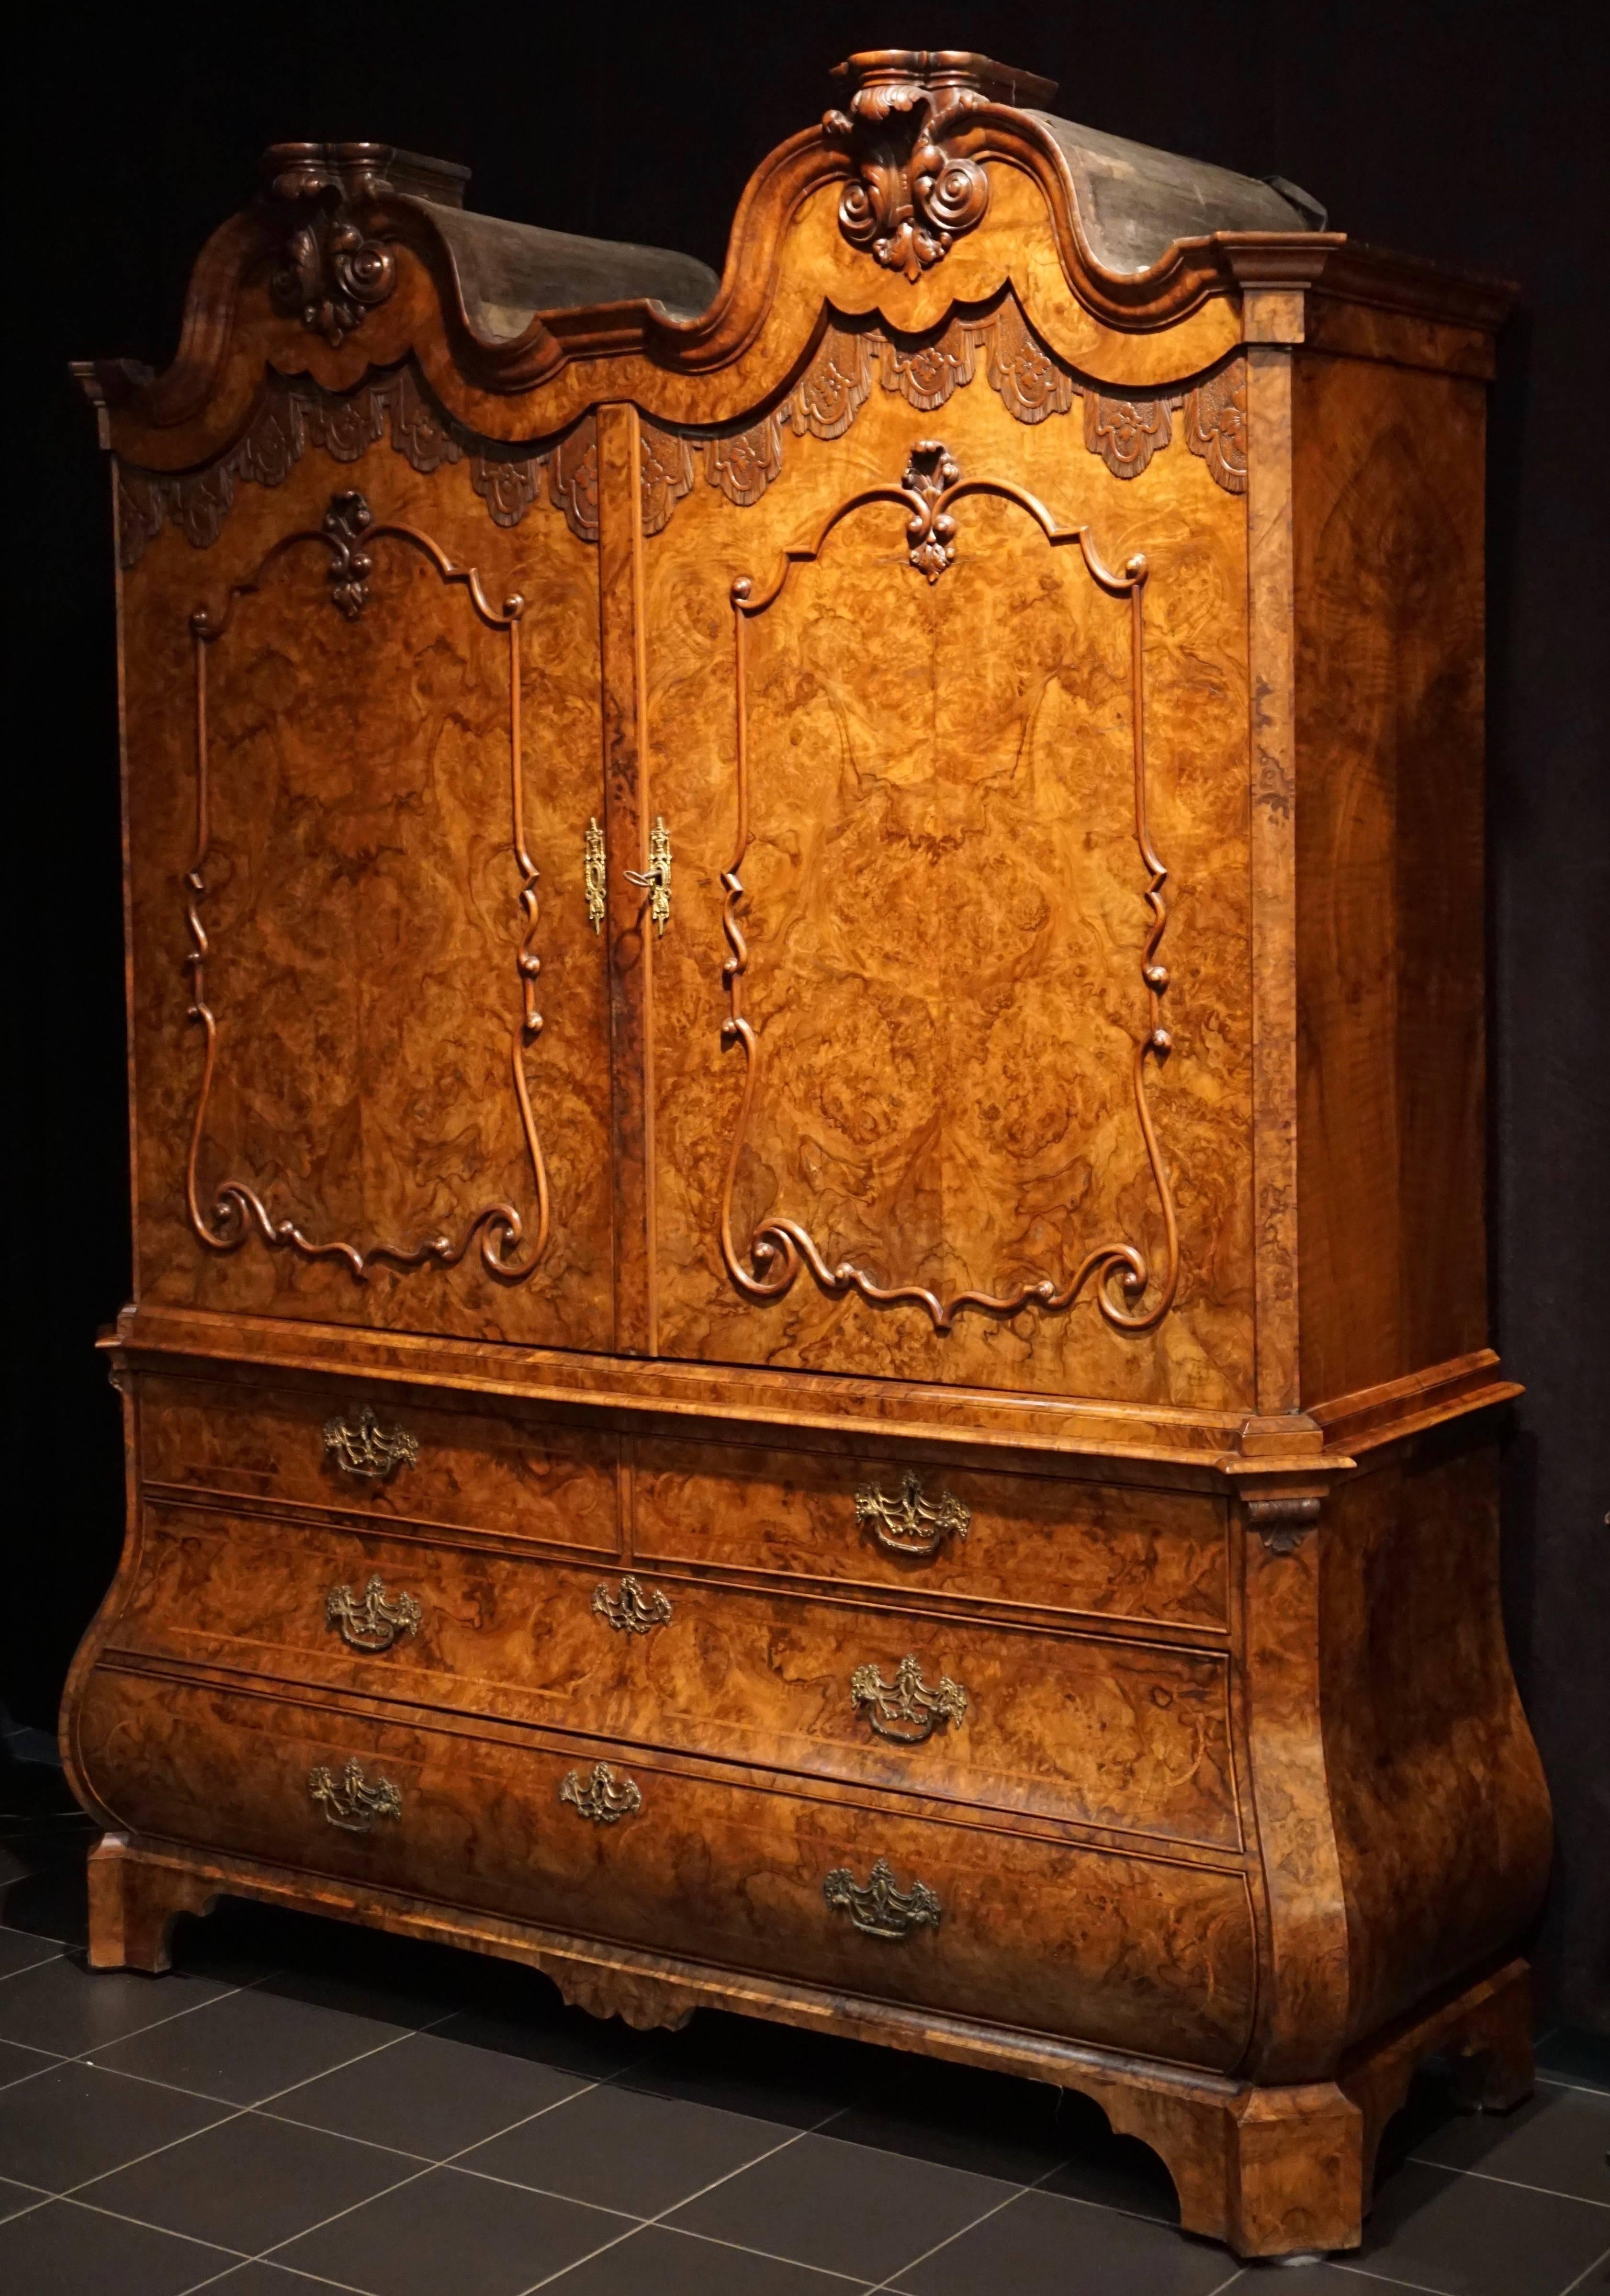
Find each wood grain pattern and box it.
[645,347,1254,1403]
[67,63,1551,2270]
[630,1434,1229,1628]
[111,1498,1240,1848]
[122,433,612,1346]
[1293,354,1490,1407]
[72,1660,1258,2069]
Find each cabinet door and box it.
[122,409,612,1347]
[641,329,1254,1404]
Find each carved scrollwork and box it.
[721,449,1179,1337]
[1084,393,1175,481]
[641,421,698,534]
[117,367,582,570]
[705,414,785,509]
[1181,364,1248,495]
[985,295,1077,424]
[550,417,600,542]
[184,500,551,1285]
[591,1576,674,1635]
[854,1471,970,1558]
[878,326,984,413]
[823,67,990,281]
[781,328,876,442]
[850,1654,968,1743]
[1247,1496,1323,1554]
[901,439,962,580]
[322,489,375,617]
[823,1856,942,1939]
[325,1575,424,1651]
[560,1762,642,1824]
[307,1758,403,1833]
[263,147,397,348]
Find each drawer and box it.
[115,1505,1240,1851]
[74,1663,1258,2070]
[138,1373,619,1554]
[632,1436,1227,1630]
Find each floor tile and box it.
[1410,2081,1610,2203]
[889,2186,1236,2294]
[545,2221,867,2292]
[0,2173,49,2222]
[1357,2157,1610,2295]
[197,2268,377,2293]
[93,1976,415,2105]
[821,2056,1077,2185]
[0,1924,60,1978]
[461,2079,792,2215]
[1036,2088,1181,2223]
[1538,2028,1610,2096]
[0,2033,59,2090]
[668,2128,1013,2283]
[273,2160,628,2296]
[78,2108,418,2252]
[0,1950,229,2054]
[0,2059,233,2191]
[0,2194,241,2295]
[266,2028,592,2159]
[431,1998,643,2082]
[622,2009,881,2129]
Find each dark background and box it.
[13,5,1607,2027]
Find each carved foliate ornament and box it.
[262,144,398,347]
[823,59,991,281]
[903,440,962,581]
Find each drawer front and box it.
[138,1373,619,1553]
[116,1505,1239,1850]
[632,1437,1227,1629]
[75,1664,1258,2070]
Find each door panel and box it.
[123,430,612,1345]
[643,357,1254,1403]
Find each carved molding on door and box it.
[183,487,552,1282]
[719,445,1180,1336]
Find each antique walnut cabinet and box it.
[68,53,1551,2261]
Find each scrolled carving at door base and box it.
[719,446,1180,1337]
[184,495,551,1285]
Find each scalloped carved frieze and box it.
[630,312,1247,531]
[1180,364,1248,495]
[1084,393,1175,481]
[117,368,583,567]
[986,293,1077,425]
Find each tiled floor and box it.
[1,1729,1606,2295]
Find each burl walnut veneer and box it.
[67,55,1551,2261]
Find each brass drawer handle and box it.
[323,1406,419,1480]
[622,814,672,935]
[850,1655,968,1744]
[584,817,606,932]
[592,1575,673,1635]
[326,1575,423,1652]
[560,1761,642,1824]
[854,1469,970,1558]
[308,1758,403,1833]
[824,1857,942,1939]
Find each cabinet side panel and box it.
[1319,1441,1550,2048]
[1293,355,1488,1406]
